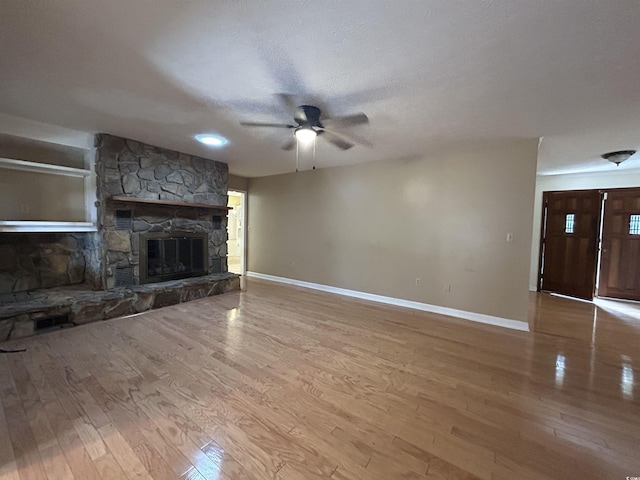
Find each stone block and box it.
[192,157,207,173]
[58,235,79,253]
[71,302,105,325]
[136,190,160,200]
[132,220,150,232]
[181,285,208,302]
[159,192,182,202]
[154,164,171,180]
[104,180,124,196]
[124,139,142,154]
[0,319,14,341]
[105,231,131,252]
[172,218,197,232]
[118,150,138,165]
[138,167,156,181]
[122,173,140,194]
[166,171,183,184]
[104,297,135,319]
[140,156,159,169]
[0,273,15,294]
[182,171,196,187]
[10,319,34,339]
[153,290,181,308]
[107,251,129,264]
[147,182,160,193]
[212,230,226,246]
[119,163,140,173]
[101,151,118,169]
[133,292,155,312]
[161,183,180,195]
[0,245,17,271]
[13,275,39,292]
[68,255,86,284]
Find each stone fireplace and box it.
[97,134,229,288]
[0,134,239,341]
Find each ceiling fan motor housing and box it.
[296,105,323,128]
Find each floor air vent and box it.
[34,315,69,332]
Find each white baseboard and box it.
[246,271,529,332]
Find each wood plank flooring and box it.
[1,280,639,480]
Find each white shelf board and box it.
[0,221,97,233]
[0,157,91,177]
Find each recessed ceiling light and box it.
[195,134,228,147]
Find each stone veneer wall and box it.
[96,134,229,288]
[0,233,101,294]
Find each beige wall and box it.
[228,174,248,192]
[248,139,538,322]
[529,169,640,290]
[0,170,86,221]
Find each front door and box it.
[540,190,601,300]
[598,188,640,301]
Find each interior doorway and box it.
[227,190,246,275]
[538,187,640,301]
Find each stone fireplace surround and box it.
[0,134,239,341]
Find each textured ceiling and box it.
[1,1,640,177]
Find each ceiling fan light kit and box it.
[601,150,636,166]
[239,97,369,153]
[294,127,317,144]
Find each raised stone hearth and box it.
[0,273,239,341]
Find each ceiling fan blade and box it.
[276,93,304,116]
[239,121,295,128]
[282,137,296,151]
[322,112,369,127]
[276,93,307,123]
[321,127,373,148]
[318,130,354,150]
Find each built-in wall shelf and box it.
[0,157,92,177]
[110,196,232,210]
[0,221,97,233]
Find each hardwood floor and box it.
[1,280,639,480]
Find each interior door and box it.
[598,188,640,301]
[540,190,601,299]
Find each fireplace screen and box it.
[140,232,207,284]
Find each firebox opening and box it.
[140,232,208,284]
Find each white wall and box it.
[528,168,640,290]
[248,139,538,323]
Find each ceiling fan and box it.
[239,95,369,151]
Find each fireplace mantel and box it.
[109,196,232,210]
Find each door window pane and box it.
[630,214,640,235]
[565,214,575,234]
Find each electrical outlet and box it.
[415,278,421,286]
[443,283,451,292]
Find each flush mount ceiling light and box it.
[601,150,636,166]
[195,134,228,147]
[294,127,317,144]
